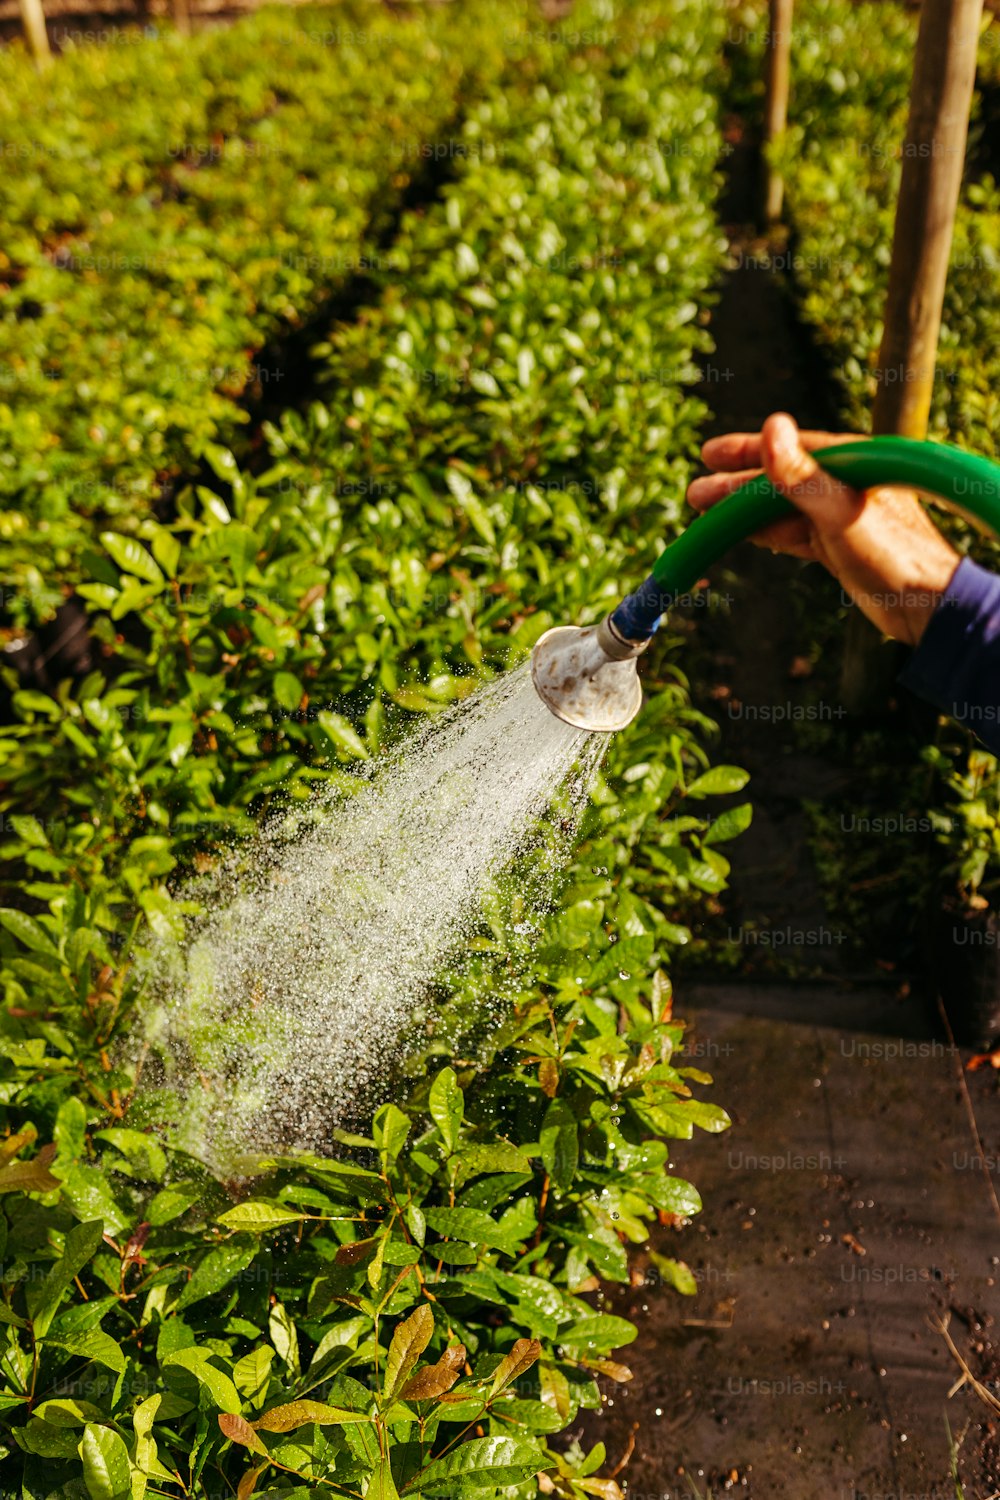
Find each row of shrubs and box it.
[730,0,1000,943]
[0,3,746,1497]
[0,0,513,626]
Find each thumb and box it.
[760,412,863,530]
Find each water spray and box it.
[531,436,1000,733]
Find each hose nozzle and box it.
[530,614,648,733]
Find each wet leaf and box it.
[216,1201,307,1233]
[383,1304,434,1403]
[252,1399,369,1432]
[428,1067,463,1153]
[78,1423,131,1500]
[218,1413,268,1456]
[490,1338,542,1397]
[401,1343,467,1401]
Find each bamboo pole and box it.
[761,0,794,225]
[840,0,984,714]
[18,0,51,66]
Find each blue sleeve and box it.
[898,556,1000,753]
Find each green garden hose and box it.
[610,436,1000,640]
[531,436,1000,733]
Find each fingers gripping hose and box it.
[531,436,1000,732]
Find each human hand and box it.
[686,412,961,645]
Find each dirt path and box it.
[582,133,1000,1500]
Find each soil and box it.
[576,122,1000,1500]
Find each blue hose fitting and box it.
[609,572,672,642]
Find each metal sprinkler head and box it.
[530,615,649,733]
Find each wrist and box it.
[903,544,962,645]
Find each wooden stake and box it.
[18,0,51,66]
[761,0,794,225]
[840,0,983,714]
[872,0,984,437]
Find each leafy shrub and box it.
[0,1,514,625]
[0,1022,727,1498]
[926,742,1000,908]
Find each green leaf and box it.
[559,1313,637,1356]
[57,1163,130,1235]
[146,1182,202,1226]
[78,1423,132,1500]
[151,528,181,579]
[8,815,47,847]
[383,1304,434,1404]
[643,1098,731,1137]
[703,801,753,843]
[369,1460,401,1499]
[95,1127,167,1183]
[451,1142,531,1181]
[0,907,57,956]
[648,1253,698,1295]
[28,1219,104,1338]
[133,1392,160,1445]
[269,1299,300,1374]
[317,710,369,759]
[685,765,750,798]
[233,1346,274,1404]
[540,1098,578,1193]
[404,1202,426,1246]
[62,719,97,759]
[273,671,304,711]
[46,1330,126,1376]
[367,1236,392,1281]
[55,1097,88,1163]
[100,533,163,584]
[167,720,193,767]
[372,1103,410,1165]
[77,583,120,611]
[34,1396,106,1426]
[252,1399,370,1432]
[216,1200,307,1233]
[403,1435,544,1493]
[174,1238,256,1311]
[424,1206,521,1252]
[644,1175,703,1217]
[445,468,496,547]
[162,1348,242,1413]
[429,1067,463,1154]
